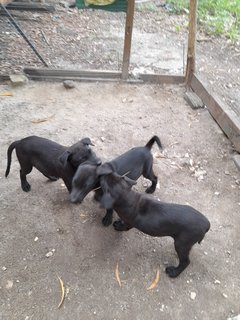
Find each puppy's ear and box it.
[59,150,71,167]
[81,137,94,146]
[123,176,137,188]
[96,164,113,176]
[100,192,114,209]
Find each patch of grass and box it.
[165,0,240,41]
[136,2,158,12]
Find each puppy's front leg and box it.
[102,209,113,226]
[113,220,132,231]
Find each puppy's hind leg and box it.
[165,238,193,278]
[20,166,32,192]
[144,168,158,194]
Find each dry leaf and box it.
[0,92,13,96]
[147,269,160,290]
[31,114,55,124]
[115,262,121,287]
[57,276,65,308]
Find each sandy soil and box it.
[0,80,239,320]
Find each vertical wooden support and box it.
[185,0,198,85]
[121,0,135,80]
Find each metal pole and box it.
[1,3,48,67]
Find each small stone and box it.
[10,74,28,86]
[160,304,164,311]
[6,280,13,289]
[34,237,39,242]
[100,137,105,142]
[224,170,230,175]
[63,80,75,89]
[214,279,221,284]
[214,191,220,196]
[2,266,7,271]
[204,251,208,255]
[190,292,196,300]
[185,153,189,158]
[45,251,54,258]
[222,293,228,298]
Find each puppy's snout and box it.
[70,193,82,204]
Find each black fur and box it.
[70,136,163,226]
[99,171,210,278]
[5,136,101,192]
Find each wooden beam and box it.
[5,2,55,12]
[190,74,240,153]
[138,74,185,84]
[24,68,121,79]
[121,0,135,80]
[185,0,198,84]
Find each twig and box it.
[41,30,50,46]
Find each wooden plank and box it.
[138,73,185,84]
[24,68,122,79]
[185,0,198,84]
[121,0,135,80]
[5,2,55,12]
[190,74,240,153]
[24,68,185,84]
[184,90,204,109]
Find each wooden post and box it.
[121,0,135,80]
[185,0,198,85]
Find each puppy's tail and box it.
[5,141,18,177]
[145,136,163,150]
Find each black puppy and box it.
[70,136,163,226]
[98,166,210,278]
[5,135,101,192]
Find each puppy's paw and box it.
[145,186,155,194]
[113,220,132,231]
[113,220,125,231]
[22,182,31,192]
[102,214,112,226]
[165,266,179,278]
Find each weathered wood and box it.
[138,73,185,84]
[24,68,122,79]
[185,0,198,84]
[121,0,135,80]
[190,74,240,153]
[5,2,55,12]
[184,90,204,109]
[24,68,186,84]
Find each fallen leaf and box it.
[115,262,121,287]
[57,276,65,308]
[0,92,13,96]
[147,269,160,290]
[31,114,55,124]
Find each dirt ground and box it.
[0,80,240,320]
[1,1,240,319]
